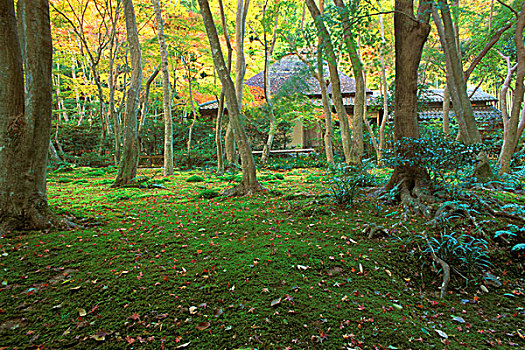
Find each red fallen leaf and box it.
[126,336,135,344]
[130,312,140,320]
[196,321,210,331]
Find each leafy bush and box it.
[383,128,484,181]
[327,162,376,206]
[423,232,491,275]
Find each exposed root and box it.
[362,223,388,239]
[221,182,267,197]
[425,237,450,299]
[1,208,79,237]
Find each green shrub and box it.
[383,128,483,182]
[186,175,205,183]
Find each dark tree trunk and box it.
[385,0,434,214]
[112,0,143,187]
[0,0,72,233]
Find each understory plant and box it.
[422,232,492,278]
[327,161,376,206]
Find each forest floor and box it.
[0,166,523,349]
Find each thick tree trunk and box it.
[498,4,525,174]
[113,0,143,187]
[153,0,174,175]
[198,0,263,195]
[385,0,434,214]
[335,0,364,164]
[306,0,353,164]
[1,0,71,233]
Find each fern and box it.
[511,243,525,252]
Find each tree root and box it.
[221,182,267,197]
[425,237,450,299]
[1,207,79,236]
[362,223,388,239]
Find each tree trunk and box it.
[335,0,364,164]
[112,0,143,187]
[385,0,434,215]
[378,2,389,164]
[433,1,492,181]
[1,0,72,233]
[197,0,263,195]
[442,84,451,134]
[306,0,353,164]
[152,0,174,176]
[498,4,525,174]
[215,0,232,176]
[260,6,279,166]
[216,91,226,175]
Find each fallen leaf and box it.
[78,308,87,317]
[214,308,223,317]
[435,329,448,339]
[452,316,466,323]
[176,342,191,349]
[271,297,282,307]
[196,321,210,331]
[189,306,198,314]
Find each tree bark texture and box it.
[386,0,434,215]
[498,3,525,174]
[152,0,174,176]
[334,0,364,164]
[306,0,353,164]
[197,0,263,195]
[0,0,70,233]
[434,1,482,145]
[260,5,279,166]
[113,0,143,187]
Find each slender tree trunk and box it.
[442,84,451,134]
[434,1,492,181]
[335,0,364,164]
[306,0,353,164]
[216,91,226,175]
[215,0,232,176]
[378,2,389,164]
[139,66,160,131]
[498,4,525,174]
[315,0,334,165]
[197,0,263,195]
[153,0,174,175]
[225,0,250,166]
[260,6,279,166]
[113,0,143,187]
[1,0,71,233]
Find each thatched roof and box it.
[244,54,371,97]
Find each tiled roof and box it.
[419,88,498,103]
[418,106,502,124]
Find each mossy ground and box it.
[0,167,523,349]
